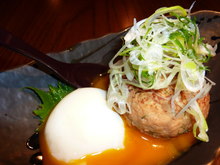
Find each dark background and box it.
[0,0,219,71]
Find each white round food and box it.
[44,88,125,163]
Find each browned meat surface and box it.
[125,85,210,138]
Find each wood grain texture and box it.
[0,0,219,71]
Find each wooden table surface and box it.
[0,0,219,72]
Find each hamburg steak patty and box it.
[125,85,210,138]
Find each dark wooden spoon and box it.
[0,29,108,88]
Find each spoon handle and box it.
[0,28,109,87]
[0,29,62,71]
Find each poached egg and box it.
[44,88,125,163]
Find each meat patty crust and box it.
[125,85,210,138]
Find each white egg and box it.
[44,88,125,163]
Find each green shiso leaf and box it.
[26,82,74,129]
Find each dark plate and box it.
[0,10,220,165]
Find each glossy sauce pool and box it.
[39,75,196,165]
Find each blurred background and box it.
[0,0,219,71]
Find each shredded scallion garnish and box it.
[107,5,216,142]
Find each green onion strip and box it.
[107,6,216,141]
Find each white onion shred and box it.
[107,5,216,142]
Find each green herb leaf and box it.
[26,82,74,128]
